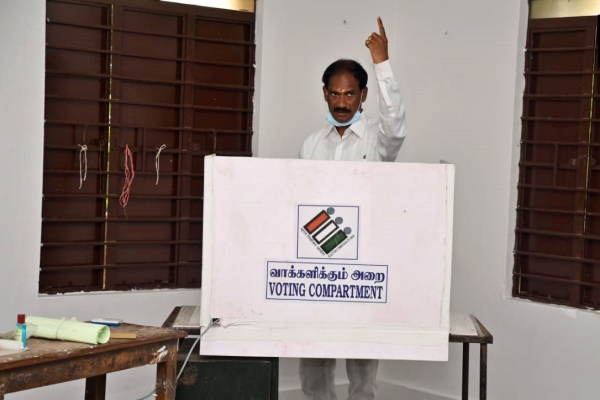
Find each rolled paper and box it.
[25,316,110,345]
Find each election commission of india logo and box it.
[297,205,359,260]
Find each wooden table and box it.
[0,323,187,399]
[449,314,494,400]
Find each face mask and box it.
[326,96,363,127]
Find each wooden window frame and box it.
[513,14,600,309]
[41,0,255,293]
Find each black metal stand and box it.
[165,307,493,400]
[449,314,493,400]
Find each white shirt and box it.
[299,60,406,162]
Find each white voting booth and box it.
[200,155,454,361]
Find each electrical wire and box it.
[132,319,219,400]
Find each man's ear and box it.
[361,87,369,103]
[323,86,328,102]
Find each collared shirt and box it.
[299,60,406,162]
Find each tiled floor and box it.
[280,381,453,400]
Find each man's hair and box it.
[322,59,368,90]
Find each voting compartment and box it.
[200,155,454,361]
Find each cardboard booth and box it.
[200,155,454,361]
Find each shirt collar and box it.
[325,115,367,139]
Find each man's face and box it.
[323,71,368,124]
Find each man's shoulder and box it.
[302,124,330,146]
[299,124,332,159]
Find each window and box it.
[41,0,255,293]
[513,15,600,309]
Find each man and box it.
[298,17,407,400]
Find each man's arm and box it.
[366,17,407,161]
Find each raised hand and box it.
[365,17,389,64]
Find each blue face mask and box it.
[326,97,363,127]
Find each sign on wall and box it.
[200,156,454,361]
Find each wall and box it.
[254,0,399,159]
[2,0,600,399]
[0,2,200,399]
[255,0,600,399]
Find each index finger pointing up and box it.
[378,17,386,38]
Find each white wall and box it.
[2,0,600,400]
[254,0,400,159]
[255,0,600,399]
[0,2,200,399]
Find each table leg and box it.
[85,374,106,400]
[462,343,469,400]
[480,343,488,400]
[155,342,178,400]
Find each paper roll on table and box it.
[25,316,110,344]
